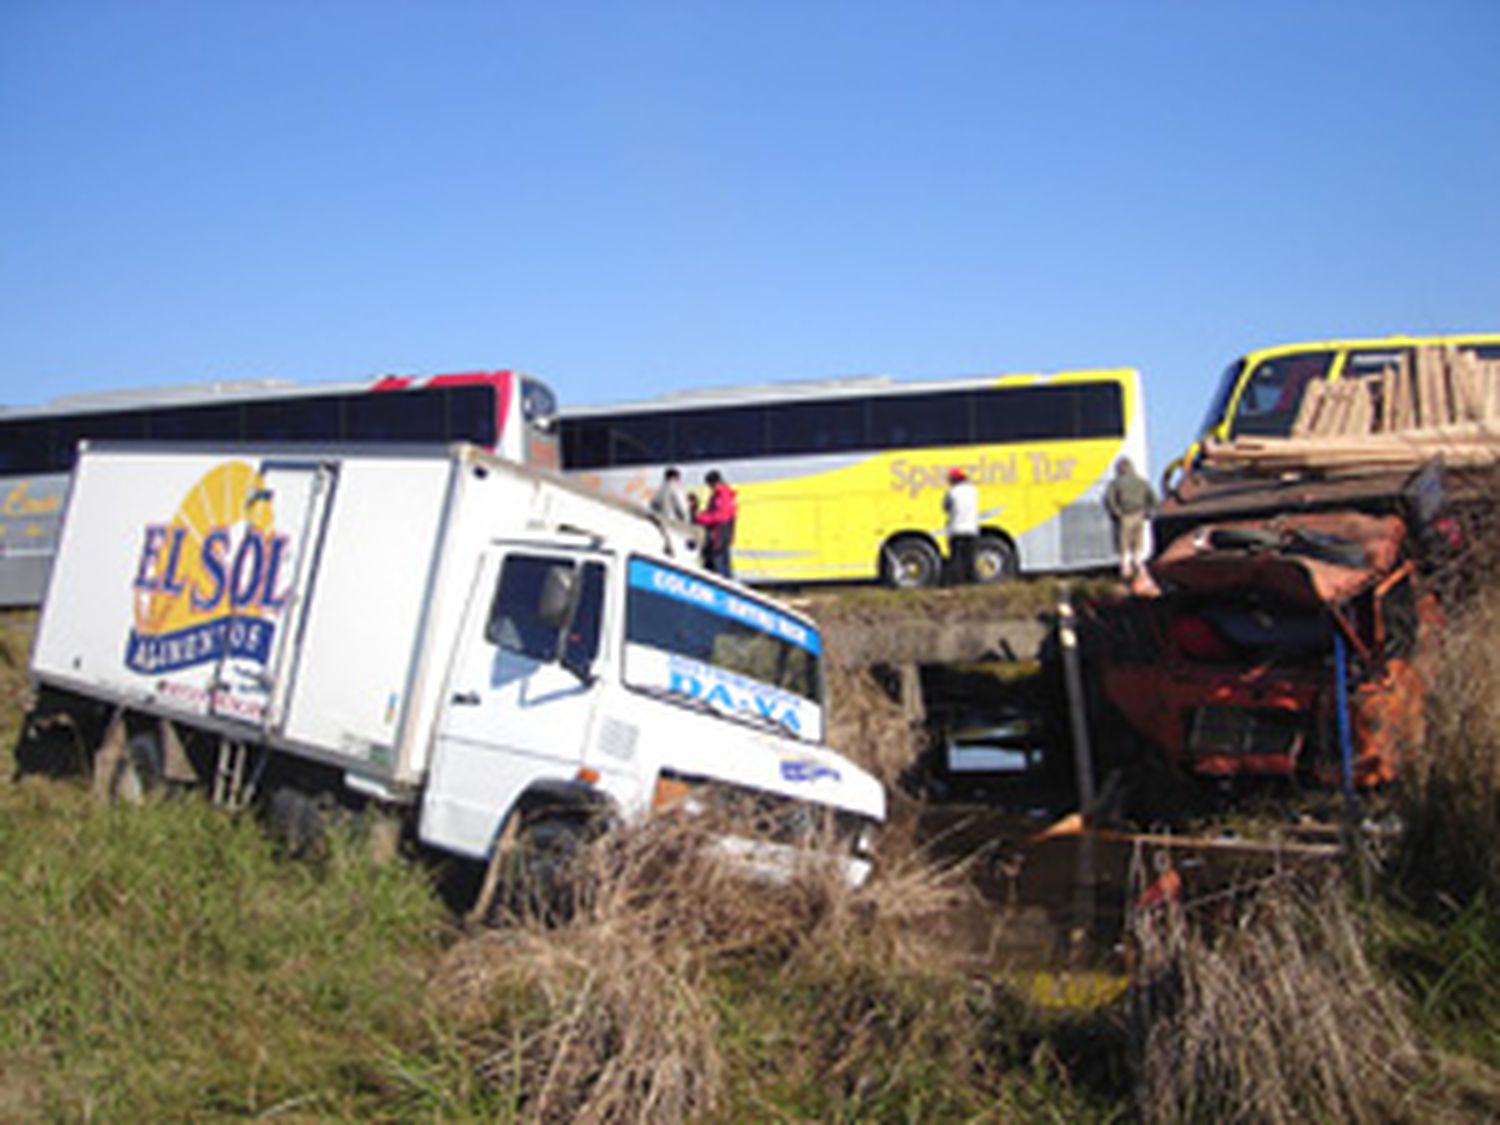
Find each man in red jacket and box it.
[694,469,738,577]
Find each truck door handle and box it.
[450,691,481,706]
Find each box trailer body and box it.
[30,442,883,877]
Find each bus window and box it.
[349,386,447,442]
[149,403,245,443]
[870,392,970,449]
[0,419,51,474]
[560,419,609,470]
[674,406,767,462]
[54,411,149,469]
[1076,384,1126,438]
[610,414,673,467]
[242,395,344,442]
[977,386,1073,443]
[447,384,499,446]
[1230,352,1334,438]
[520,377,557,422]
[768,399,867,455]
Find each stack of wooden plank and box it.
[1202,346,1500,476]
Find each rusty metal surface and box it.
[1149,511,1408,606]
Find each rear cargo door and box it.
[107,454,332,730]
[421,547,608,857]
[199,457,332,730]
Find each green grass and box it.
[0,782,448,1118]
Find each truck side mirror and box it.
[537,566,576,629]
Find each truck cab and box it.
[1092,510,1432,789]
[421,543,883,884]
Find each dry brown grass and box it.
[428,809,972,1121]
[823,661,923,788]
[1395,583,1500,909]
[1129,875,1429,1125]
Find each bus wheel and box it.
[973,534,1018,584]
[882,537,943,589]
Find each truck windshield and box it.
[623,557,823,741]
[1228,351,1335,439]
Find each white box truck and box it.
[27,442,884,903]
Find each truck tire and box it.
[493,815,588,925]
[973,534,1018,584]
[882,537,944,589]
[110,729,166,804]
[265,787,328,857]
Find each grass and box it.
[0,782,447,1118]
[1128,873,1432,1124]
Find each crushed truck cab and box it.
[28,442,883,893]
[1090,510,1433,787]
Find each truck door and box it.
[207,459,330,732]
[422,548,608,858]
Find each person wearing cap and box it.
[943,467,979,584]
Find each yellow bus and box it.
[1165,332,1500,488]
[558,368,1147,587]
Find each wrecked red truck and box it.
[1088,507,1437,788]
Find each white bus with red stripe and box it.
[0,368,557,606]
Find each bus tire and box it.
[882,536,944,589]
[973,533,1018,584]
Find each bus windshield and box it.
[623,557,823,742]
[1197,359,1244,438]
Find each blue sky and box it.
[2,0,1497,472]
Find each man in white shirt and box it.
[943,467,979,584]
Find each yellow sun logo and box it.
[132,461,277,636]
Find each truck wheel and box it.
[110,729,166,804]
[973,534,1018,584]
[494,816,588,925]
[265,787,328,857]
[882,537,943,589]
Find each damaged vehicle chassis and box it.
[1088,509,1435,790]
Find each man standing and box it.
[649,466,690,524]
[1104,457,1157,580]
[694,469,738,578]
[943,467,979,584]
